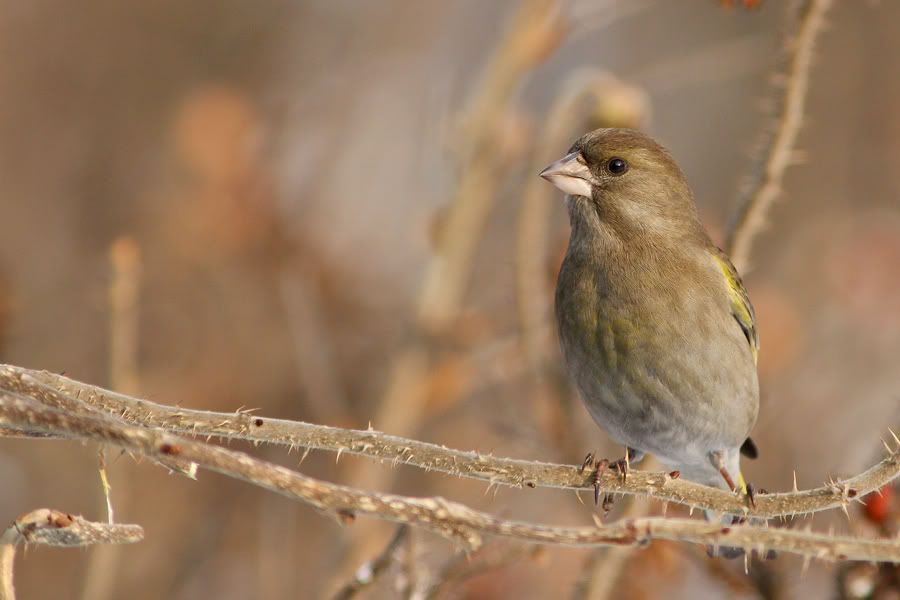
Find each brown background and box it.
[1,1,898,598]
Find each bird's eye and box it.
[607,158,628,175]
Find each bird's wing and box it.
[710,247,759,365]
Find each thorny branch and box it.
[0,509,142,600]
[3,365,898,521]
[331,525,410,600]
[726,0,834,270]
[1,386,900,563]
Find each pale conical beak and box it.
[539,151,595,198]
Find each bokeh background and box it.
[1,0,899,598]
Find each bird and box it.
[539,128,760,551]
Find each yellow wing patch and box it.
[712,250,759,365]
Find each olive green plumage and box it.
[540,128,759,494]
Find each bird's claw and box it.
[583,452,631,508]
[611,457,629,480]
[591,458,610,506]
[581,452,596,473]
[745,482,757,509]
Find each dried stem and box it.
[5,365,897,521]
[725,0,833,271]
[331,525,410,600]
[418,0,566,329]
[1,392,900,563]
[1,509,142,600]
[107,236,141,397]
[81,236,143,600]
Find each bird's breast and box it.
[554,245,759,457]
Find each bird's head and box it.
[540,128,702,241]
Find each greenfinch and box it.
[541,129,760,548]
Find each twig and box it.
[331,526,410,600]
[725,0,833,271]
[1,393,899,564]
[86,237,143,600]
[107,236,141,397]
[1,509,142,600]
[5,365,898,520]
[418,0,566,329]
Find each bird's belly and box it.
[558,308,758,466]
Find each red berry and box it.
[864,486,893,523]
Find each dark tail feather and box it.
[740,437,758,459]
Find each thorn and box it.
[888,427,900,446]
[591,513,604,528]
[801,554,811,575]
[889,427,900,447]
[792,471,799,493]
[592,458,609,507]
[483,481,496,497]
[336,447,344,464]
[840,503,850,522]
[575,490,584,506]
[882,438,893,455]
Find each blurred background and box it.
[1,0,899,598]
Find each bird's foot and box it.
[580,451,632,508]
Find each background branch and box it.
[725,0,833,270]
[331,525,410,600]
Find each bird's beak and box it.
[539,151,595,198]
